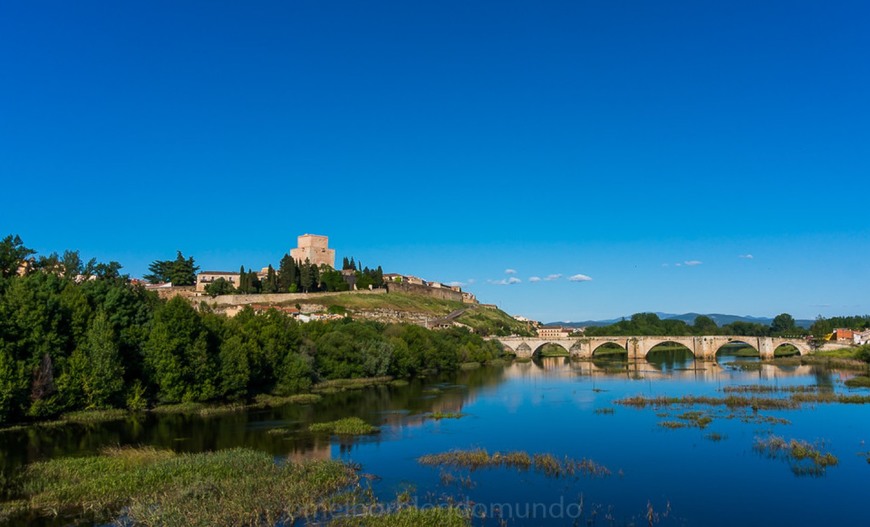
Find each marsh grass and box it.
[19,446,359,526]
[754,436,838,476]
[417,449,610,478]
[615,394,800,410]
[329,506,470,526]
[313,377,394,392]
[594,407,615,415]
[309,417,379,436]
[705,432,726,441]
[658,421,688,429]
[254,393,322,407]
[844,376,870,388]
[58,409,131,424]
[722,385,820,394]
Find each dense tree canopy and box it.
[0,234,505,425]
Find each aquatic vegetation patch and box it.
[615,394,799,410]
[417,449,610,478]
[675,411,713,429]
[722,385,820,394]
[593,407,615,415]
[18,447,358,526]
[658,421,689,429]
[254,393,323,407]
[754,436,838,476]
[705,432,726,441]
[844,376,870,388]
[309,417,379,436]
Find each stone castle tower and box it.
[290,234,335,268]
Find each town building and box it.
[537,326,572,339]
[290,234,335,268]
[853,330,870,346]
[833,328,854,341]
[196,271,242,292]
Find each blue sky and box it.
[2,1,868,322]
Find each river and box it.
[2,352,868,526]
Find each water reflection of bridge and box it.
[493,335,842,360]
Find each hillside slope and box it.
[279,292,533,336]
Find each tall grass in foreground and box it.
[20,447,358,527]
[329,507,470,526]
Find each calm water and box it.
[2,353,869,526]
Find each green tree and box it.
[0,234,35,279]
[79,310,125,408]
[771,313,797,335]
[277,254,298,293]
[692,315,719,335]
[143,260,173,284]
[218,335,250,400]
[169,251,198,286]
[300,259,316,293]
[144,251,198,285]
[263,265,278,294]
[204,277,235,297]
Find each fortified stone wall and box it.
[200,288,387,307]
[386,281,464,303]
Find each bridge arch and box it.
[592,342,628,359]
[645,341,696,370]
[532,342,570,358]
[715,339,760,363]
[771,338,811,357]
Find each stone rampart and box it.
[200,288,387,307]
[385,281,465,303]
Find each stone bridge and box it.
[493,335,820,361]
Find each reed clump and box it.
[754,436,838,476]
[309,417,379,436]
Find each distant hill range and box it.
[550,313,814,329]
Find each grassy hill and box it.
[280,292,533,336]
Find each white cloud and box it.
[675,263,682,267]
[467,278,476,285]
[568,274,592,282]
[447,281,465,287]
[505,268,517,275]
[738,254,754,259]
[544,274,562,281]
[684,260,703,266]
[528,276,542,283]
[661,263,670,267]
[488,276,522,286]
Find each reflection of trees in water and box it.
[646,344,695,372]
